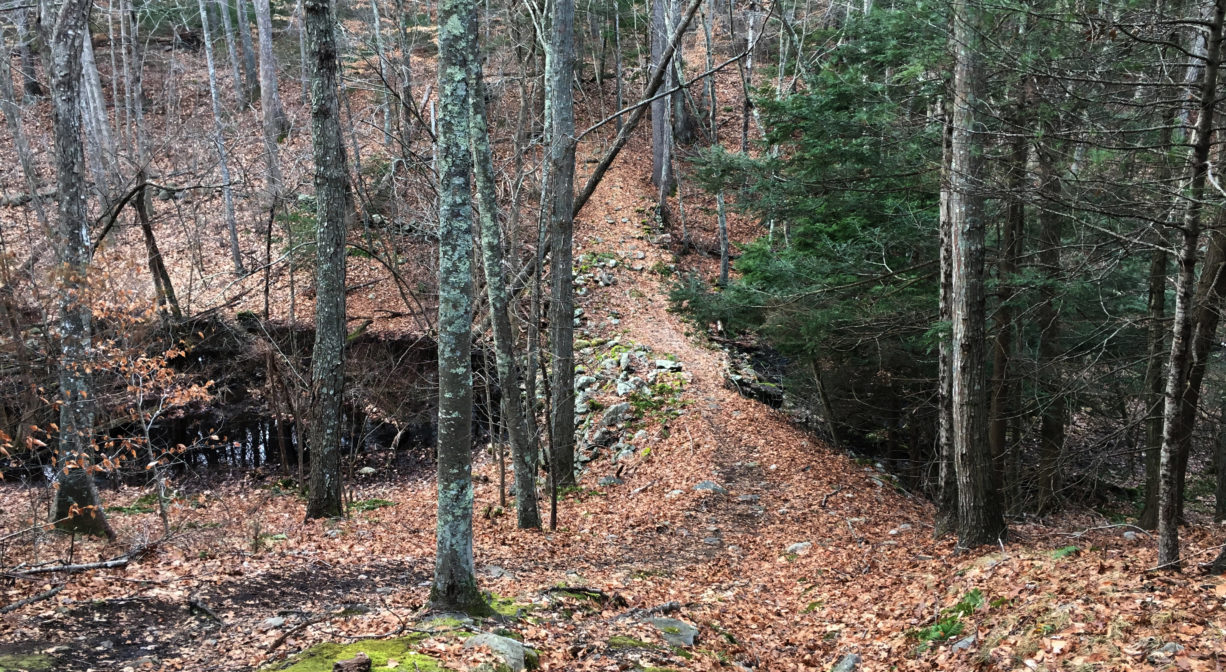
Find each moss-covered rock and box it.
[264,637,443,672]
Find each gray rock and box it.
[602,402,633,426]
[665,489,684,499]
[599,476,624,487]
[616,377,645,396]
[1158,642,1185,654]
[464,633,536,672]
[575,375,599,391]
[614,448,635,463]
[832,653,861,672]
[702,537,721,545]
[356,466,377,476]
[648,617,699,647]
[619,351,634,370]
[261,616,286,630]
[1123,530,1139,541]
[952,633,977,651]
[633,430,648,443]
[655,359,683,371]
[601,358,618,371]
[786,542,812,555]
[588,427,617,447]
[693,480,728,495]
[736,494,760,503]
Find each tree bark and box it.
[254,0,289,138]
[197,0,246,276]
[949,0,1004,549]
[304,0,352,520]
[989,127,1024,508]
[430,0,487,615]
[547,0,578,491]
[1157,0,1225,570]
[216,0,249,103]
[235,0,261,98]
[934,94,956,537]
[45,0,115,539]
[469,57,541,529]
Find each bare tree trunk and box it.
[650,0,670,188]
[14,9,44,99]
[254,0,289,137]
[198,0,246,275]
[934,96,956,537]
[548,0,578,491]
[80,34,118,206]
[235,0,261,97]
[44,0,115,539]
[304,0,353,520]
[989,126,1024,509]
[0,33,51,232]
[216,0,249,103]
[949,0,1003,549]
[431,0,488,615]
[1158,0,1225,570]
[470,60,541,529]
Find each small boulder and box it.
[831,653,861,672]
[648,617,699,647]
[356,466,377,476]
[693,480,728,495]
[655,359,683,371]
[599,476,624,487]
[574,375,599,391]
[786,542,812,555]
[463,633,537,672]
[601,402,633,426]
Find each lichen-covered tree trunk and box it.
[254,0,288,138]
[547,0,578,492]
[949,0,1003,549]
[934,97,956,537]
[197,0,246,276]
[430,0,487,614]
[1158,0,1225,570]
[469,58,541,529]
[303,0,352,520]
[45,0,114,539]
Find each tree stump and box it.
[332,652,371,672]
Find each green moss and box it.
[607,636,658,650]
[265,637,442,672]
[487,594,530,619]
[349,498,395,513]
[0,653,57,672]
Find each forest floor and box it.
[3,129,1226,672]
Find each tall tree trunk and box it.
[45,0,115,539]
[235,0,261,97]
[216,0,249,103]
[949,0,1004,549]
[650,0,671,188]
[989,127,1025,508]
[430,0,487,615]
[197,0,246,275]
[80,34,118,207]
[304,0,352,520]
[1034,147,1064,512]
[0,34,51,232]
[1158,0,1225,570]
[934,96,956,537]
[548,0,578,492]
[254,0,289,137]
[469,60,541,529]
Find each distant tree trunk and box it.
[430,0,487,615]
[254,0,289,137]
[45,0,115,539]
[1034,147,1065,513]
[197,0,246,275]
[1138,245,1168,529]
[469,59,541,529]
[949,0,1003,549]
[1216,384,1226,523]
[235,0,261,97]
[0,34,51,232]
[548,0,578,492]
[216,0,249,103]
[1158,0,1224,570]
[650,0,671,188]
[304,0,352,520]
[80,34,118,206]
[701,0,729,284]
[989,128,1024,507]
[14,9,44,99]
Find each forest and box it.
[1,0,1225,669]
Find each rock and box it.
[655,359,683,371]
[574,307,585,318]
[693,480,728,495]
[648,617,699,647]
[601,358,618,371]
[588,427,617,447]
[261,616,286,630]
[597,271,615,286]
[599,476,624,487]
[613,448,635,463]
[601,402,633,426]
[1158,642,1185,654]
[575,392,591,415]
[633,430,648,443]
[736,494,760,503]
[616,377,644,396]
[952,633,977,651]
[702,537,721,545]
[786,542,812,555]
[631,251,646,260]
[665,489,684,499]
[888,524,912,536]
[1123,531,1139,541]
[333,652,371,672]
[464,633,537,672]
[356,466,377,476]
[574,375,599,391]
[831,653,861,672]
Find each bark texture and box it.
[430,0,487,614]
[45,0,114,539]
[949,0,1004,549]
[304,0,352,520]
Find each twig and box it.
[545,586,628,607]
[821,486,845,508]
[1146,542,1226,572]
[1066,524,1153,538]
[0,585,63,614]
[267,614,332,653]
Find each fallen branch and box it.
[0,584,63,614]
[9,555,131,576]
[267,614,332,653]
[1066,524,1153,539]
[821,486,845,508]
[189,595,224,624]
[545,586,628,607]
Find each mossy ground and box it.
[0,654,56,672]
[266,636,443,672]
